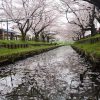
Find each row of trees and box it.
[1,0,57,41]
[1,0,100,41]
[59,0,100,40]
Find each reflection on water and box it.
[0,46,100,100]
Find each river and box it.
[0,46,100,100]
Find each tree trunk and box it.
[34,34,39,41]
[47,36,50,42]
[81,28,85,38]
[82,32,85,38]
[21,33,26,41]
[10,33,13,40]
[91,24,96,36]
[90,6,96,36]
[41,34,45,42]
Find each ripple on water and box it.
[0,46,98,100]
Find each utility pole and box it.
[0,19,10,40]
[7,20,9,40]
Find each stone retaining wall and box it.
[0,45,61,66]
[72,46,100,69]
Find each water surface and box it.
[0,46,100,100]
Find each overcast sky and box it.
[0,0,100,41]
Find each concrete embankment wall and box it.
[71,35,100,69]
[0,45,61,66]
[71,45,100,69]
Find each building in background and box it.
[0,21,33,40]
[0,28,20,40]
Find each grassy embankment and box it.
[0,40,60,65]
[0,40,51,45]
[72,34,100,66]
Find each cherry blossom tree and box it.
[2,0,46,41]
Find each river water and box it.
[0,46,100,100]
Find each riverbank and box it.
[0,46,93,100]
[0,40,53,49]
[0,40,61,66]
[72,34,100,68]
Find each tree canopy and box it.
[82,0,100,9]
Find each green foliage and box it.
[77,34,100,43]
[0,45,60,64]
[0,40,60,64]
[72,34,100,58]
[0,45,57,56]
[0,40,51,45]
[55,41,74,45]
[73,42,100,58]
